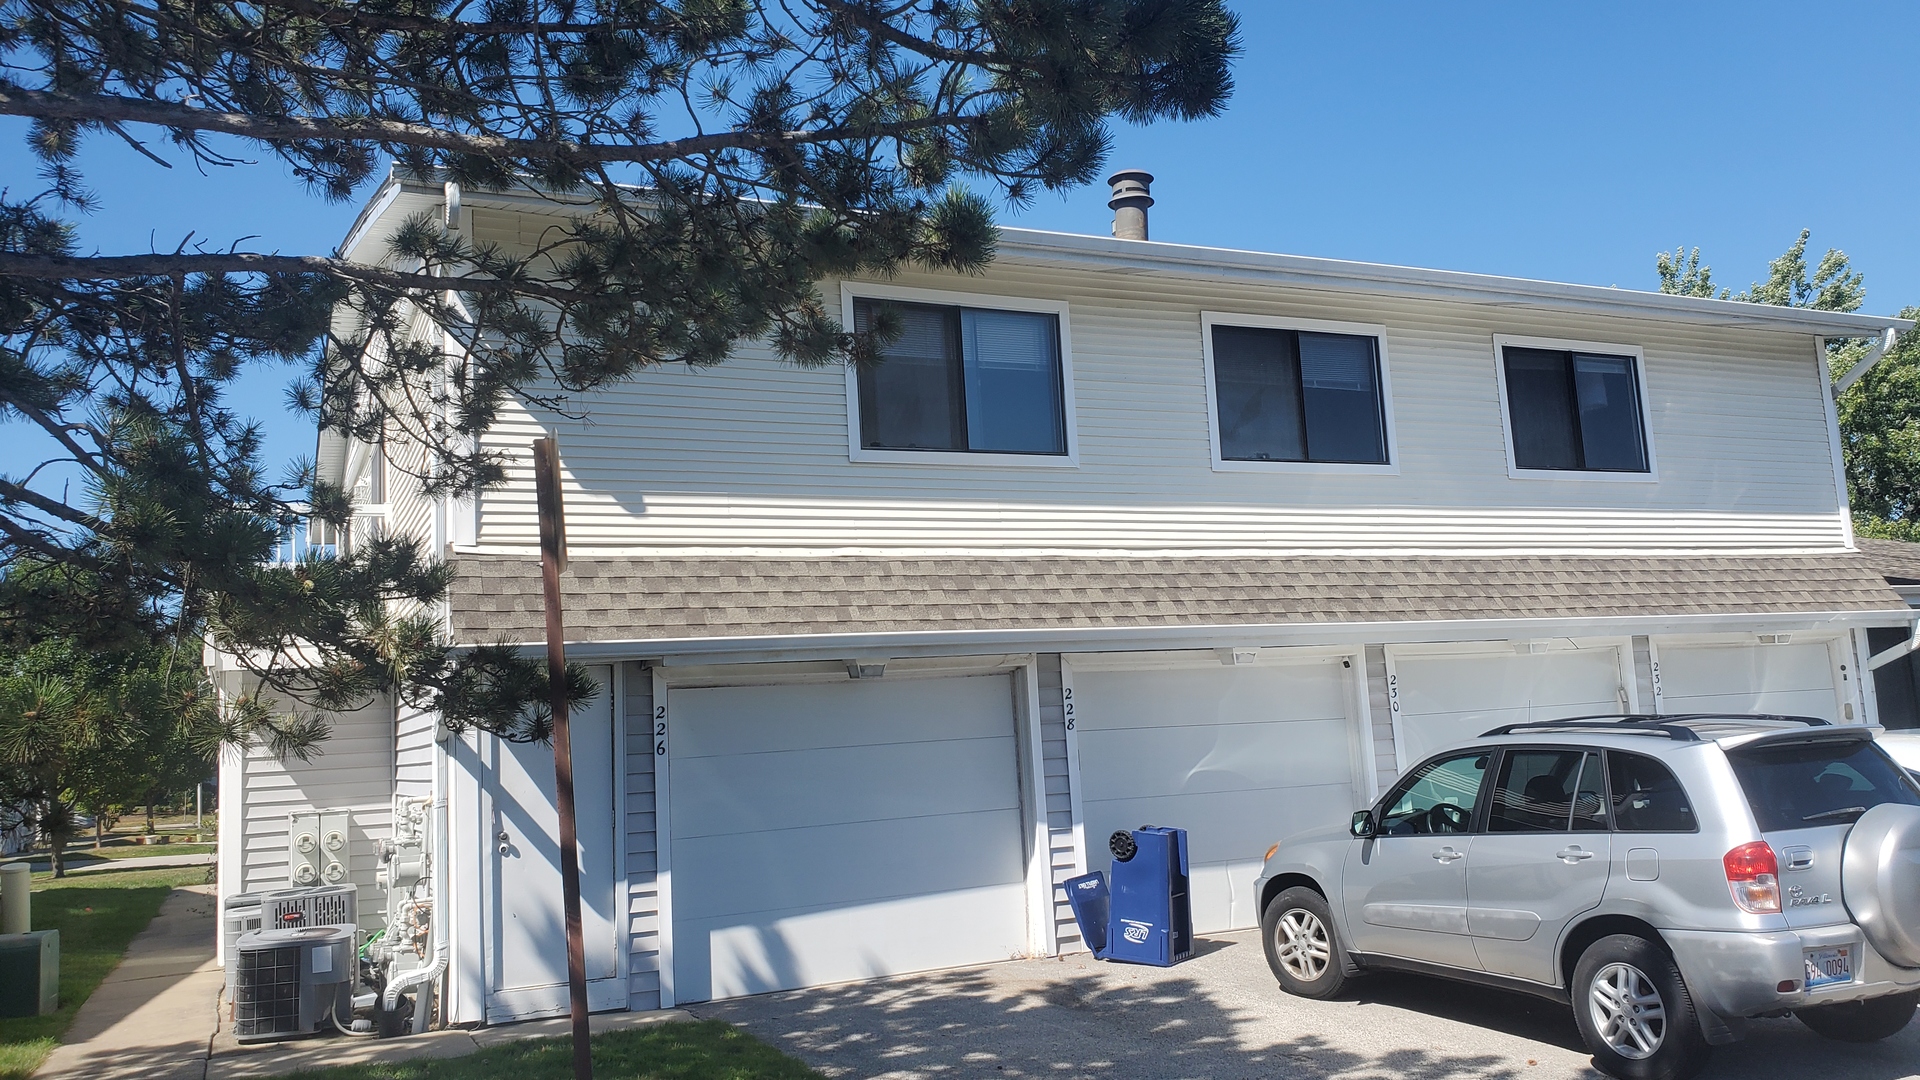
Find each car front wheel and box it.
[1261,886,1349,999]
[1570,934,1710,1080]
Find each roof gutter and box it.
[452,607,1915,666]
[1833,326,1901,397]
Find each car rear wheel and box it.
[1795,990,1920,1042]
[1261,887,1349,999]
[1571,934,1710,1080]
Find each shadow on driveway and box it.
[694,931,1920,1080]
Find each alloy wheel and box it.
[1589,961,1667,1059]
[1274,908,1331,982]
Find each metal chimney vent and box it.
[1107,170,1155,241]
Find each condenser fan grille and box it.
[233,944,303,1037]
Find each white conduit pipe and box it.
[384,722,451,1028]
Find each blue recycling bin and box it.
[1063,826,1193,967]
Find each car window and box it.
[1726,738,1920,832]
[1608,752,1697,833]
[1489,749,1584,832]
[1379,752,1489,836]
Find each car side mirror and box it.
[1350,810,1377,838]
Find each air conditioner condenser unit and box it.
[231,926,354,1042]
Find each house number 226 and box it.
[655,704,667,756]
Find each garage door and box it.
[1390,645,1629,767]
[1653,639,1841,720]
[668,674,1029,1003]
[1070,656,1364,933]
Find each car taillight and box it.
[1724,841,1781,914]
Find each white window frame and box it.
[1492,333,1659,483]
[840,281,1079,468]
[1200,311,1400,475]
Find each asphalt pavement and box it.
[696,930,1920,1080]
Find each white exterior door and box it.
[1069,653,1367,933]
[667,674,1029,1003]
[1388,643,1632,767]
[488,664,624,1020]
[1652,638,1844,721]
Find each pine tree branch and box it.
[0,85,973,167]
[813,0,998,66]
[0,478,105,531]
[0,251,584,303]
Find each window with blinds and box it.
[1501,345,1648,473]
[853,299,1066,455]
[1209,324,1389,464]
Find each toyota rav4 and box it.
[1253,715,1920,1080]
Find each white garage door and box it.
[668,674,1029,1003]
[1390,645,1629,766]
[1654,640,1841,721]
[1071,656,1364,933]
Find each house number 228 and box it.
[1062,686,1075,731]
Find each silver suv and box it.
[1253,715,1920,1080]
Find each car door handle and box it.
[1556,846,1596,862]
[1431,847,1465,863]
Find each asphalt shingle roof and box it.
[1857,538,1920,586]
[446,552,1907,644]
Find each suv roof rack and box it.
[1479,713,1833,743]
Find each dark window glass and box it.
[1503,346,1648,472]
[1869,627,1920,731]
[854,300,1065,455]
[1489,749,1585,832]
[1726,737,1920,832]
[1212,325,1387,464]
[1378,752,1489,836]
[1608,752,1697,832]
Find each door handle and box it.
[1556,846,1596,862]
[1431,847,1465,863]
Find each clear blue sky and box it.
[4,1,1916,477]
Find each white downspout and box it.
[1833,327,1900,397]
[383,724,450,1030]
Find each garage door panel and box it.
[1657,643,1834,699]
[1085,782,1355,868]
[669,674,1029,1003]
[1075,664,1348,730]
[1077,717,1351,800]
[673,807,1027,920]
[1661,687,1838,719]
[1393,652,1621,715]
[1397,703,1618,765]
[673,677,1013,758]
[677,882,1029,1001]
[671,736,1018,838]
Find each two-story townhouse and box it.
[215,170,1915,1028]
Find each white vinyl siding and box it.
[1036,654,1080,951]
[230,695,394,916]
[394,703,436,801]
[463,247,1844,555]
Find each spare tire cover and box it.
[1841,802,1920,969]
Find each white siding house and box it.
[217,171,1915,1024]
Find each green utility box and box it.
[0,931,59,1016]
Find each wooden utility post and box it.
[532,435,592,1080]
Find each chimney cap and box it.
[1106,169,1155,209]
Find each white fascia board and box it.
[992,230,1913,338]
[459,608,1916,667]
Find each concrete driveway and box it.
[693,930,1920,1080]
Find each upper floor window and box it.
[1496,337,1652,476]
[851,297,1067,457]
[1202,314,1393,470]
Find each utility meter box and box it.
[287,810,351,888]
[0,930,58,1017]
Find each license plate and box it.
[1805,946,1854,989]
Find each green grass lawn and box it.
[285,1022,823,1080]
[0,865,206,1079]
[68,842,215,861]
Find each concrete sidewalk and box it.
[36,883,222,1080]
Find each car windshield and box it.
[1726,737,1920,832]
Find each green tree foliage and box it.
[0,1,1242,743]
[1656,230,1917,535]
[0,629,217,876]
